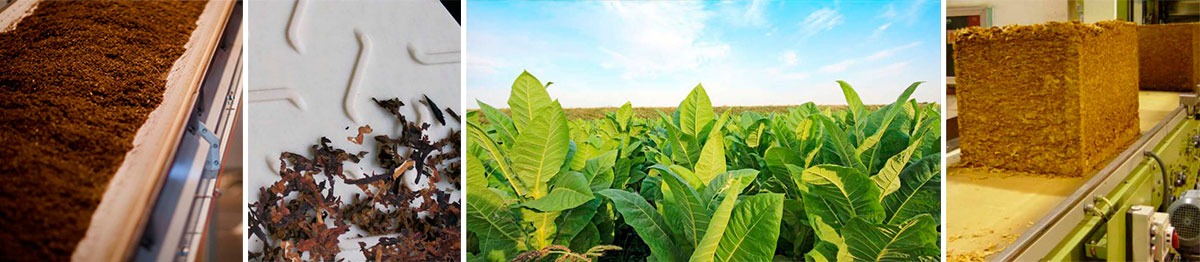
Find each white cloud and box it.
[863,61,911,80]
[866,41,921,61]
[594,1,731,80]
[819,59,856,74]
[466,53,504,75]
[779,50,799,67]
[798,8,844,37]
[742,0,768,27]
[816,41,921,74]
[871,22,892,38]
[878,0,926,25]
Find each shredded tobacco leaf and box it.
[249,96,461,261]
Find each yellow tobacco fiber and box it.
[1138,22,1200,92]
[953,21,1140,176]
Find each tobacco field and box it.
[466,72,942,262]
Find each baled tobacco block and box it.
[953,21,1139,176]
[1138,23,1200,92]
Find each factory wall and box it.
[950,0,1069,26]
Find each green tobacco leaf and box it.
[765,146,803,194]
[511,102,570,198]
[679,84,715,139]
[695,111,729,184]
[508,71,553,133]
[690,177,743,262]
[816,116,867,174]
[800,165,885,230]
[855,82,921,172]
[467,153,488,191]
[617,101,633,130]
[806,216,851,262]
[553,199,602,246]
[871,137,923,198]
[522,209,560,249]
[520,171,594,212]
[883,154,941,225]
[477,100,518,148]
[715,193,785,262]
[597,189,681,262]
[845,215,939,262]
[662,114,699,169]
[583,159,615,192]
[655,165,708,253]
[701,169,758,207]
[837,80,867,135]
[569,223,601,253]
[745,120,767,148]
[466,185,526,254]
[782,198,814,257]
[468,122,524,196]
[694,129,727,185]
[668,164,705,190]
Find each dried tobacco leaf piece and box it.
[249,96,461,261]
[424,94,446,125]
[348,125,373,145]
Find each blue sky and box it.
[466,0,941,108]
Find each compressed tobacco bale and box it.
[953,21,1139,176]
[0,1,206,260]
[1138,23,1200,92]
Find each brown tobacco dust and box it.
[0,1,206,260]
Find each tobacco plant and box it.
[467,71,942,262]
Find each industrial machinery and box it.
[133,2,243,261]
[948,84,1200,261]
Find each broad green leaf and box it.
[872,138,923,198]
[597,189,681,262]
[669,164,705,190]
[689,178,743,262]
[855,82,921,171]
[640,175,664,203]
[520,171,594,212]
[715,193,784,262]
[816,116,867,173]
[522,209,559,248]
[661,113,698,168]
[655,165,708,253]
[508,71,553,133]
[745,121,767,148]
[799,165,885,230]
[553,199,602,245]
[617,101,633,130]
[806,216,851,262]
[694,111,729,184]
[511,102,570,198]
[465,186,526,254]
[837,80,867,135]
[569,223,601,253]
[782,198,814,257]
[679,84,715,139]
[844,215,939,261]
[764,146,803,194]
[468,122,524,196]
[477,100,518,147]
[702,169,758,206]
[883,154,941,225]
[467,153,487,191]
[583,159,615,192]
